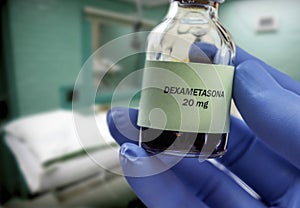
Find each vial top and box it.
[172,0,224,4]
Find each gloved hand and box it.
[107,47,300,208]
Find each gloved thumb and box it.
[119,143,208,208]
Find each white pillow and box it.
[4,110,113,164]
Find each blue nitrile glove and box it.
[189,42,217,63]
[107,47,300,208]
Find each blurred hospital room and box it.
[0,0,299,207]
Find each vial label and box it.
[138,60,234,133]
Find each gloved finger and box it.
[189,42,218,63]
[120,142,208,208]
[234,47,300,95]
[234,47,258,66]
[107,107,139,145]
[233,59,300,169]
[218,117,299,206]
[170,157,267,208]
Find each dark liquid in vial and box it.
[140,127,228,158]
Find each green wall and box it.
[220,0,300,81]
[3,0,167,118]
[0,40,6,102]
[4,0,300,118]
[6,0,83,117]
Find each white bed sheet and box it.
[3,110,121,193]
[5,134,120,193]
[4,110,116,165]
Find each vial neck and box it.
[167,0,219,20]
[174,0,219,7]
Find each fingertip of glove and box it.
[106,107,140,145]
[106,109,113,128]
[107,107,139,127]
[120,143,148,161]
[234,59,279,97]
[106,107,121,140]
[119,143,164,177]
[235,60,262,76]
[106,107,122,128]
[120,143,137,161]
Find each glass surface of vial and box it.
[139,0,235,158]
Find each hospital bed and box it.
[0,110,137,207]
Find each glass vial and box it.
[138,0,235,158]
